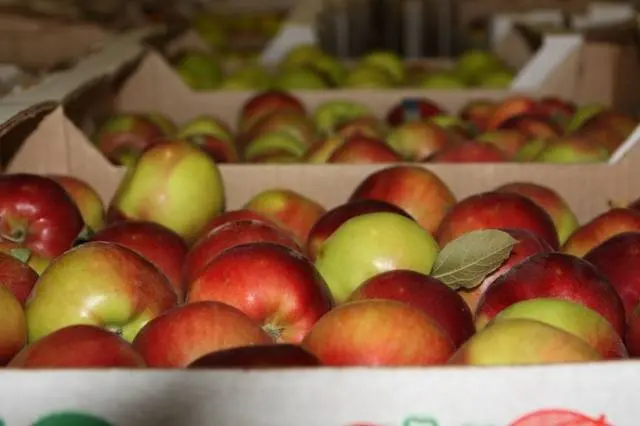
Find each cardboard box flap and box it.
[0,101,56,167]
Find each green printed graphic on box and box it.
[30,412,112,426]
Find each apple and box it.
[8,324,145,368]
[184,133,240,163]
[184,220,303,284]
[89,221,189,301]
[197,208,283,239]
[315,212,439,303]
[533,137,610,163]
[349,165,456,235]
[476,69,514,88]
[458,228,553,312]
[48,175,105,232]
[429,140,507,162]
[562,208,640,257]
[513,138,548,162]
[584,232,640,318]
[93,114,165,165]
[495,182,579,245]
[386,121,453,161]
[485,96,540,131]
[238,90,306,135]
[454,50,504,84]
[243,132,307,163]
[306,200,412,261]
[313,100,372,135]
[581,110,637,141]
[302,299,455,366]
[335,116,387,140]
[625,303,640,356]
[349,270,474,348]
[303,135,345,163]
[302,53,347,87]
[144,112,177,137]
[343,65,395,89]
[476,130,528,159]
[435,191,560,249]
[133,301,272,368]
[538,96,576,127]
[0,174,84,258]
[420,72,467,89]
[241,111,318,152]
[327,135,401,163]
[244,189,326,243]
[0,250,39,305]
[219,70,271,90]
[107,140,225,244]
[429,115,475,140]
[474,252,626,336]
[386,98,444,127]
[498,115,562,140]
[360,50,405,84]
[250,153,300,164]
[187,344,322,368]
[178,115,233,143]
[173,50,223,90]
[0,286,26,365]
[187,242,334,343]
[571,120,627,155]
[459,99,498,133]
[448,318,601,366]
[25,241,178,343]
[566,104,606,133]
[273,68,329,90]
[489,298,627,359]
[280,44,325,67]
[0,242,50,275]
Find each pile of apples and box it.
[172,45,514,91]
[2,142,640,369]
[94,90,637,166]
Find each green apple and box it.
[178,116,233,142]
[108,140,225,244]
[280,44,325,67]
[314,212,439,303]
[343,65,395,88]
[566,104,606,133]
[514,138,549,162]
[218,66,272,90]
[273,68,328,90]
[476,69,514,88]
[534,138,610,163]
[244,131,308,162]
[420,72,467,89]
[25,241,178,344]
[359,50,405,84]
[174,51,223,91]
[0,285,26,364]
[313,100,372,135]
[306,53,348,86]
[454,49,504,84]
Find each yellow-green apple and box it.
[538,97,576,128]
[48,174,105,232]
[8,324,145,368]
[219,68,272,90]
[144,112,177,137]
[349,270,474,347]
[488,298,627,359]
[459,99,498,133]
[435,191,559,249]
[93,114,165,165]
[0,174,84,258]
[454,50,504,84]
[584,232,640,319]
[313,100,372,135]
[498,115,562,140]
[476,69,514,88]
[302,53,347,86]
[187,343,322,368]
[183,134,240,163]
[474,252,626,336]
[335,116,387,140]
[514,138,548,162]
[429,115,475,140]
[314,212,439,303]
[566,104,606,133]
[273,68,329,90]
[241,111,318,152]
[243,132,307,163]
[327,135,402,163]
[343,65,395,88]
[25,241,177,343]
[448,318,601,365]
[0,242,50,275]
[302,299,454,366]
[178,116,233,142]
[184,220,303,284]
[238,90,306,134]
[485,96,541,131]
[280,44,325,67]
[386,121,453,161]
[133,301,272,368]
[89,221,189,301]
[420,72,467,89]
[0,286,26,365]
[173,50,223,90]
[197,208,284,240]
[386,98,444,127]
[107,140,225,244]
[187,242,334,343]
[533,137,610,163]
[244,189,326,243]
[0,250,39,305]
[495,182,579,245]
[306,200,412,261]
[360,50,405,84]
[249,153,300,163]
[458,228,553,312]
[349,165,456,234]
[625,303,640,356]
[562,208,640,257]
[476,130,528,159]
[303,135,345,163]
[429,140,507,162]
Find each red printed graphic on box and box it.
[509,409,612,426]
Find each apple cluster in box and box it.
[172,45,515,91]
[93,90,638,166]
[3,145,640,369]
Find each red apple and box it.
[459,99,498,133]
[458,228,553,312]
[562,208,640,257]
[184,220,303,284]
[0,242,50,276]
[625,303,640,356]
[238,90,306,134]
[0,250,39,305]
[8,325,145,368]
[386,98,444,127]
[187,344,322,368]
[183,134,239,163]
[349,165,456,234]
[302,299,455,366]
[429,140,507,162]
[498,114,562,140]
[133,301,272,368]
[581,110,637,142]
[476,130,528,159]
[0,174,84,258]
[485,96,540,131]
[240,111,317,152]
[89,221,189,301]
[187,242,334,343]
[0,286,26,365]
[328,135,401,163]
[538,96,576,127]
[48,175,106,232]
[386,121,453,161]
[436,191,560,249]
[474,252,626,337]
[572,121,626,154]
[244,189,326,243]
[335,116,387,140]
[348,270,474,347]
[306,200,412,260]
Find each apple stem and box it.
[262,323,285,342]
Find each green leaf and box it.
[8,247,31,264]
[432,229,518,290]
